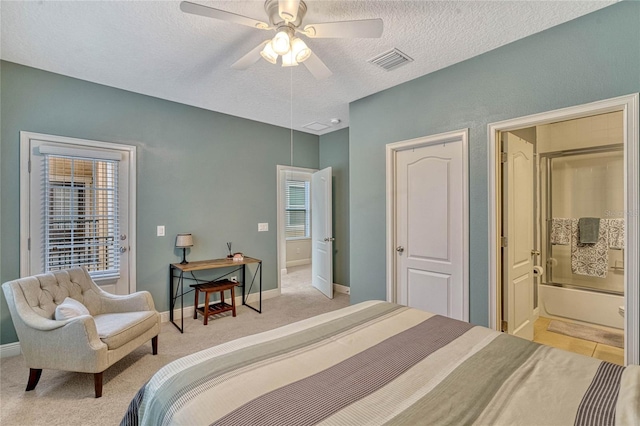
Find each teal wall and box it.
[349,3,640,326]
[0,61,319,344]
[319,128,350,287]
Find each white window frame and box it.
[284,179,311,240]
[19,132,137,292]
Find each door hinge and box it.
[501,320,508,333]
[500,236,508,247]
[28,160,32,173]
[500,152,507,163]
[28,238,31,251]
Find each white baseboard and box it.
[333,283,350,295]
[286,259,311,268]
[0,341,22,359]
[159,288,281,322]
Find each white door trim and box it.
[19,131,137,293]
[276,165,317,291]
[385,129,469,320]
[487,93,639,365]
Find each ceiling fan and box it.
[180,0,384,80]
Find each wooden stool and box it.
[191,280,237,325]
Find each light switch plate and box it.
[157,225,165,237]
[258,223,269,232]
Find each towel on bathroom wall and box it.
[571,219,609,278]
[550,218,572,245]
[578,217,600,244]
[607,218,625,249]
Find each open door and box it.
[502,132,536,340]
[311,167,333,299]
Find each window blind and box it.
[285,180,310,239]
[43,154,120,279]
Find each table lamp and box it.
[176,233,194,264]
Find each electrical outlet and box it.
[157,225,165,237]
[258,223,269,232]
[230,276,238,283]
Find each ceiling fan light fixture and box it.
[281,50,299,67]
[290,37,311,63]
[260,42,278,64]
[271,30,291,55]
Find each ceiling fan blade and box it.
[303,52,332,80]
[232,41,270,70]
[180,1,271,30]
[278,0,300,23]
[303,19,383,38]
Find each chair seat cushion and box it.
[93,311,158,350]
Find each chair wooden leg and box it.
[231,286,236,317]
[152,336,158,355]
[94,372,103,398]
[26,368,42,391]
[203,291,210,325]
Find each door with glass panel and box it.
[24,135,134,294]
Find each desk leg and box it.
[169,266,174,324]
[242,262,262,314]
[259,261,262,313]
[169,269,185,333]
[242,264,246,306]
[180,271,184,332]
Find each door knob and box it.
[324,237,335,242]
[119,246,127,253]
[396,246,404,253]
[531,250,540,256]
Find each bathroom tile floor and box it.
[534,317,624,365]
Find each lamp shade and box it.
[260,42,278,64]
[175,233,194,248]
[272,30,291,55]
[290,37,311,63]
[281,50,299,67]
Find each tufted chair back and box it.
[12,267,103,319]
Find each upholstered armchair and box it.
[2,267,160,398]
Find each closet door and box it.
[395,137,467,320]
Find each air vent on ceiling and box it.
[303,122,330,132]
[368,48,413,71]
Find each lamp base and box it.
[180,248,189,264]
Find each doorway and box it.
[276,165,334,298]
[20,132,137,294]
[488,94,639,365]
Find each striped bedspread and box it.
[122,301,640,426]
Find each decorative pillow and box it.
[55,297,91,321]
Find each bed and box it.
[121,301,639,425]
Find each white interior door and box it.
[24,135,133,295]
[395,138,467,320]
[502,132,535,340]
[311,167,333,299]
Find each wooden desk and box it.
[169,257,262,333]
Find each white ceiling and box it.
[1,1,615,135]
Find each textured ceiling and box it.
[1,1,615,135]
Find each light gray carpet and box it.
[0,288,349,426]
[547,320,624,348]
[281,264,312,294]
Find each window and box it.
[285,179,310,239]
[44,154,120,279]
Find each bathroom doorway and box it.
[488,94,639,365]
